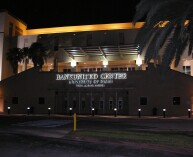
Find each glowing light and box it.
[71,60,77,67]
[163,109,166,111]
[188,109,191,111]
[138,109,141,111]
[26,22,145,35]
[136,54,142,66]
[103,60,108,67]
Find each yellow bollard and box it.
[74,113,77,131]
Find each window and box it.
[173,97,180,105]
[89,68,96,72]
[128,67,135,71]
[97,68,103,71]
[63,69,71,73]
[140,97,147,105]
[99,100,104,109]
[81,68,89,72]
[111,67,118,71]
[120,67,127,71]
[183,66,191,75]
[39,97,45,104]
[109,98,113,109]
[12,97,18,104]
[118,98,123,110]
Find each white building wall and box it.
[171,46,193,76]
[17,35,38,48]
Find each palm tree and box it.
[6,48,23,74]
[20,47,30,70]
[133,0,193,74]
[28,42,48,69]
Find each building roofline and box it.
[26,22,144,35]
[0,9,27,27]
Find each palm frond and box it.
[133,0,193,74]
[144,29,161,63]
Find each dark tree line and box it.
[6,42,48,74]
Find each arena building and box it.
[0,10,192,116]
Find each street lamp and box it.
[138,109,141,118]
[7,107,11,115]
[27,107,30,115]
[69,107,72,116]
[91,108,95,116]
[114,108,117,117]
[188,109,191,118]
[163,109,166,118]
[48,107,51,116]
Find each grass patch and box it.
[69,129,193,149]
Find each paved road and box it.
[0,133,192,157]
[0,115,193,157]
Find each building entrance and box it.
[54,88,129,115]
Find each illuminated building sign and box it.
[56,73,127,87]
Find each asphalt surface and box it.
[0,114,193,157]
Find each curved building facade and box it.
[0,10,192,116]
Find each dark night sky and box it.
[0,0,140,29]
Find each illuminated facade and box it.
[0,10,192,116]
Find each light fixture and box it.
[48,107,51,116]
[27,107,30,115]
[71,60,77,67]
[136,54,142,66]
[91,108,95,116]
[69,108,72,116]
[7,107,11,115]
[114,108,117,117]
[188,109,191,118]
[138,108,141,118]
[163,108,166,118]
[103,60,108,68]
